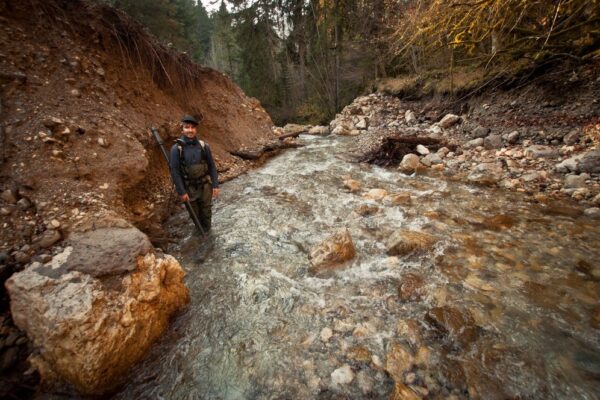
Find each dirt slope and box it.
[0,0,276,256]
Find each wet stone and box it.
[390,382,421,400]
[354,204,379,216]
[398,273,425,301]
[386,230,438,256]
[320,327,333,342]
[330,364,354,387]
[399,154,420,173]
[385,343,414,382]
[343,178,361,193]
[308,229,356,276]
[425,306,478,347]
[346,346,372,363]
[355,369,374,395]
[386,192,412,206]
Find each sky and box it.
[199,0,223,13]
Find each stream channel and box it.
[116,134,600,400]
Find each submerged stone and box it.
[386,230,438,256]
[308,229,356,276]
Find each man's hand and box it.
[212,188,221,198]
[180,193,190,202]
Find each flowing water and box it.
[117,134,600,400]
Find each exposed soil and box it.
[0,1,279,396]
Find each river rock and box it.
[439,114,460,129]
[399,154,420,173]
[471,125,490,138]
[356,370,374,395]
[386,230,438,256]
[425,306,478,347]
[320,327,333,342]
[354,204,379,216]
[36,229,62,249]
[396,319,422,347]
[283,123,307,135]
[563,129,580,145]
[437,147,450,158]
[5,222,189,395]
[421,153,442,166]
[556,154,583,173]
[525,145,558,159]
[398,273,425,301]
[343,178,361,193]
[467,162,504,185]
[355,117,368,130]
[16,197,32,210]
[507,130,520,144]
[364,188,388,201]
[465,138,484,149]
[308,229,356,276]
[385,343,414,382]
[331,364,354,387]
[405,110,417,125]
[1,189,17,204]
[390,382,421,400]
[14,251,30,264]
[332,125,350,136]
[386,192,412,206]
[584,207,600,218]
[564,174,588,189]
[577,150,600,173]
[308,125,329,136]
[416,145,429,155]
[483,134,502,150]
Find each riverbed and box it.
[116,134,600,400]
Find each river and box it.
[116,134,600,399]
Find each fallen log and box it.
[278,130,306,140]
[231,141,304,160]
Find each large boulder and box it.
[555,150,600,173]
[5,220,189,395]
[308,229,356,276]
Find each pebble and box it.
[320,327,333,342]
[16,197,32,210]
[405,372,417,384]
[584,207,600,218]
[331,364,354,386]
[1,189,17,204]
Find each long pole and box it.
[151,127,206,237]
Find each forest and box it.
[99,0,600,124]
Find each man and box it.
[170,114,220,233]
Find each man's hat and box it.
[181,115,199,126]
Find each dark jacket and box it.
[169,135,219,196]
